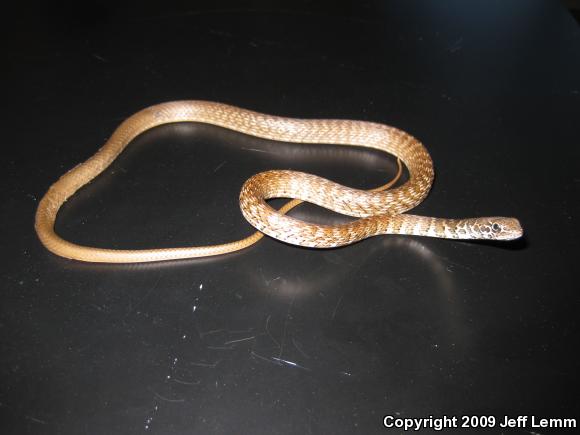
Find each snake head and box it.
[471,217,523,240]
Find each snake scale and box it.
[34,101,523,263]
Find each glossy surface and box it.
[2,1,579,433]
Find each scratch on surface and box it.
[150,389,185,403]
[206,345,234,351]
[447,36,464,53]
[190,360,221,368]
[24,415,47,425]
[265,315,281,349]
[193,325,202,340]
[439,256,480,275]
[125,274,161,317]
[250,351,310,370]
[292,337,310,359]
[250,350,281,366]
[331,293,345,320]
[278,294,296,358]
[92,53,109,62]
[241,147,276,155]
[209,28,234,38]
[223,336,255,345]
[213,160,227,173]
[272,357,310,371]
[200,328,224,337]
[172,378,200,386]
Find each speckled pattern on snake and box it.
[34,101,523,263]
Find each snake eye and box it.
[492,223,501,232]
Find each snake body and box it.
[35,101,522,263]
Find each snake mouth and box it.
[496,218,524,240]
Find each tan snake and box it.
[34,101,523,263]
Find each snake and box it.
[34,100,523,263]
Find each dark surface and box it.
[2,1,579,434]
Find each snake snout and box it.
[493,217,523,240]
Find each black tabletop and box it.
[2,1,579,434]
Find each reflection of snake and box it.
[35,101,523,263]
